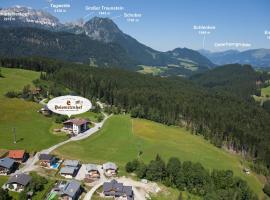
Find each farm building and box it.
[0,157,16,175]
[103,179,134,200]
[63,118,89,135]
[8,150,26,163]
[5,173,31,192]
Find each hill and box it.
[0,67,66,151]
[200,49,270,68]
[53,115,264,197]
[82,17,214,76]
[190,64,267,98]
[0,27,137,69]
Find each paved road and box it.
[83,165,107,200]
[19,112,110,173]
[39,98,47,106]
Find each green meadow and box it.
[137,65,167,75]
[53,115,264,198]
[261,85,270,97]
[0,67,66,152]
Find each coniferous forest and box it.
[1,57,270,172]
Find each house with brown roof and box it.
[8,150,26,163]
[63,118,89,135]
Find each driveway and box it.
[18,112,110,173]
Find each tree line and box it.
[126,155,258,200]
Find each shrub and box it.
[5,91,20,98]
[125,159,139,173]
[55,115,68,123]
[263,182,270,197]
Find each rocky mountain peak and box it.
[0,6,60,28]
[83,17,123,42]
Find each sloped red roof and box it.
[8,150,25,159]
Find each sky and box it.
[0,0,270,52]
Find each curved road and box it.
[19,112,110,173]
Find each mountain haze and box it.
[200,49,270,68]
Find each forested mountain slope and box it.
[190,64,269,99]
[0,27,137,69]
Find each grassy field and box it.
[0,67,67,152]
[53,115,264,198]
[261,85,270,97]
[253,83,270,104]
[74,111,103,123]
[137,65,167,76]
[150,186,201,200]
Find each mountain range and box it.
[0,6,270,76]
[199,49,270,68]
[0,6,216,76]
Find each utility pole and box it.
[12,127,16,144]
